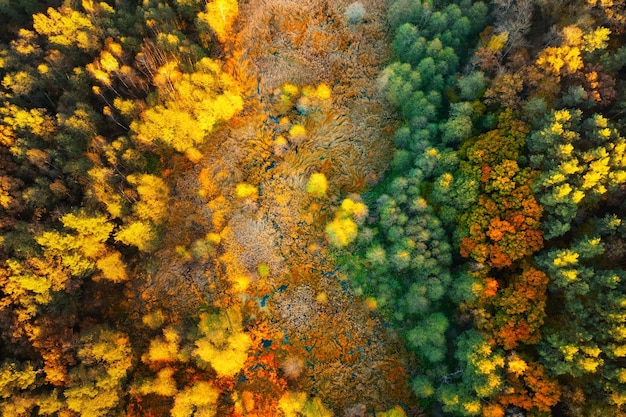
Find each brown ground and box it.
[131,0,419,414]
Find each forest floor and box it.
[132,0,419,413]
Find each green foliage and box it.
[341,0,492,410]
[536,229,626,392]
[437,330,504,416]
[528,110,626,239]
[346,184,453,373]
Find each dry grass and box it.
[133,0,416,413]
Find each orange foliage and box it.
[489,245,512,268]
[460,115,543,269]
[460,236,477,259]
[498,361,561,412]
[489,267,549,349]
[487,218,516,242]
[483,277,499,298]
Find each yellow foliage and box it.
[306,173,328,197]
[195,332,251,377]
[128,174,170,224]
[230,275,251,293]
[578,357,603,373]
[60,211,114,243]
[377,405,407,417]
[562,25,583,46]
[133,58,242,155]
[258,263,270,277]
[559,159,582,175]
[235,183,258,198]
[193,307,252,377]
[332,198,369,235]
[560,345,579,361]
[185,147,203,162]
[171,381,219,417]
[553,250,579,267]
[302,397,333,417]
[87,167,124,218]
[536,46,583,76]
[583,27,611,52]
[325,217,358,247]
[439,173,453,188]
[99,51,119,72]
[340,198,367,219]
[200,0,238,43]
[507,355,528,376]
[138,367,177,397]
[462,401,481,415]
[572,190,585,203]
[315,83,332,100]
[561,269,578,280]
[486,32,508,52]
[474,373,502,397]
[32,7,98,51]
[558,143,574,156]
[0,361,38,398]
[282,84,299,96]
[289,124,307,138]
[554,183,572,199]
[612,345,626,357]
[144,327,181,363]
[612,325,626,341]
[278,391,308,416]
[316,292,328,304]
[206,232,221,244]
[611,391,626,407]
[115,221,157,252]
[96,251,127,282]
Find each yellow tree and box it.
[32,6,102,51]
[193,307,252,378]
[132,58,243,158]
[197,0,238,43]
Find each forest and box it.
[0,0,625,415]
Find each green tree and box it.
[528,109,626,239]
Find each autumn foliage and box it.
[1,0,626,416]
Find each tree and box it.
[437,330,505,416]
[132,57,243,157]
[171,381,219,417]
[457,112,543,268]
[528,109,626,239]
[193,307,252,378]
[64,326,132,417]
[127,173,170,224]
[32,6,102,52]
[197,0,238,43]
